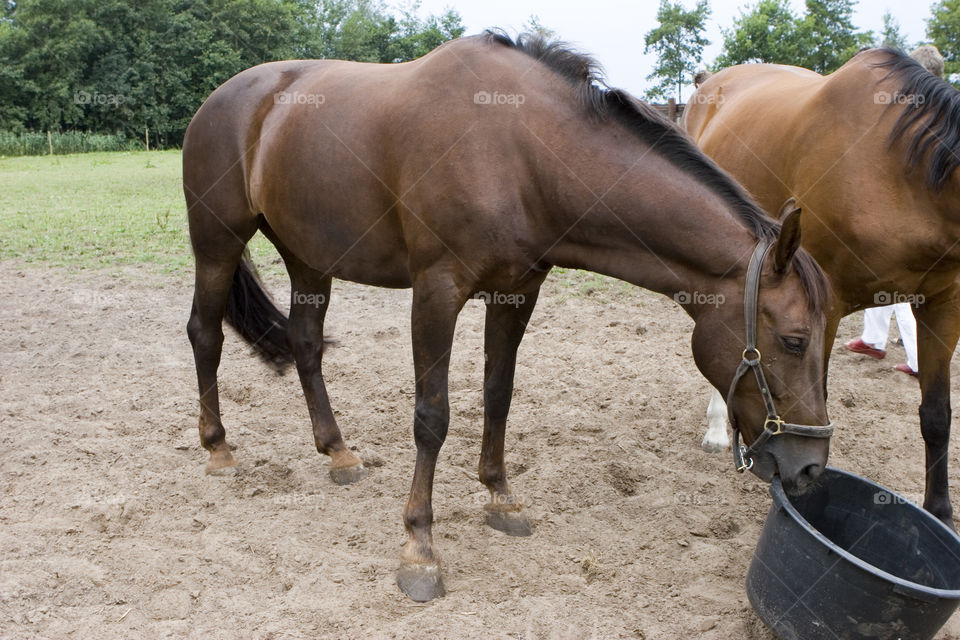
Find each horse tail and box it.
[225,250,294,373]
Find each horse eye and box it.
[780,336,806,355]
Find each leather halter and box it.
[726,238,834,473]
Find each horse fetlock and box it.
[326,446,359,466]
[924,497,955,528]
[484,491,522,512]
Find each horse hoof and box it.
[701,437,728,454]
[205,449,238,475]
[485,509,533,537]
[329,463,367,485]
[397,563,445,602]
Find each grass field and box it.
[0,150,635,298]
[0,151,280,274]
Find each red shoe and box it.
[894,363,919,378]
[846,338,886,359]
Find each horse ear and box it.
[777,197,799,221]
[773,207,802,274]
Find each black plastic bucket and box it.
[747,468,960,640]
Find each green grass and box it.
[0,151,631,299]
[0,150,279,274]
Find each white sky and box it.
[414,0,933,97]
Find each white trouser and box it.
[861,304,918,371]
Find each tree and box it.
[928,0,960,83]
[303,0,462,63]
[714,0,804,68]
[644,0,711,102]
[384,1,465,62]
[801,0,872,73]
[877,10,907,50]
[714,0,871,74]
[0,0,465,144]
[523,14,557,40]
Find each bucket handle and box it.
[892,582,938,604]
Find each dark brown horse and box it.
[684,48,960,526]
[183,32,831,601]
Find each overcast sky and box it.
[414,0,933,97]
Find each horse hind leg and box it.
[702,387,730,453]
[187,240,253,474]
[282,254,365,484]
[186,184,293,473]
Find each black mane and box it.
[485,30,829,312]
[873,47,960,191]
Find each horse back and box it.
[187,36,579,287]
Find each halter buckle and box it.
[764,416,785,435]
[742,347,761,364]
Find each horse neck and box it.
[541,141,759,315]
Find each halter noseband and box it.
[726,238,834,473]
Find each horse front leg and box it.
[914,294,960,527]
[397,273,467,602]
[479,287,541,536]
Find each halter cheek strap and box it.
[726,238,834,473]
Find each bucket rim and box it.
[768,467,960,601]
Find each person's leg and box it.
[893,303,920,373]
[862,305,894,349]
[847,306,892,358]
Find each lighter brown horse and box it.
[684,48,960,526]
[183,32,831,601]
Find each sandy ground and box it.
[2,260,960,639]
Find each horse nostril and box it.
[802,463,823,482]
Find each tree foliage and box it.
[714,0,806,68]
[877,10,908,50]
[643,0,710,101]
[801,0,872,73]
[0,0,464,146]
[522,14,557,41]
[928,0,960,83]
[715,0,871,74]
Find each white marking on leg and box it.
[702,387,730,453]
